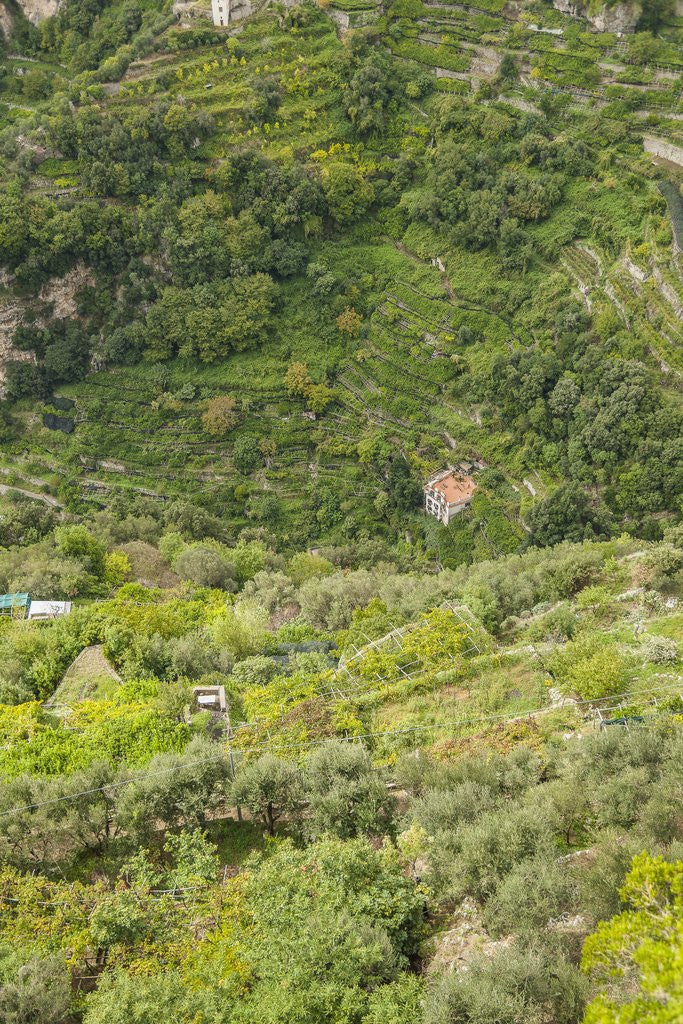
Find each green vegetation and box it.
[0,0,680,555]
[0,0,681,1020]
[0,521,679,1021]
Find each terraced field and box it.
[0,0,681,554]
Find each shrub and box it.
[425,940,586,1024]
[549,636,631,700]
[640,633,679,665]
[174,546,236,591]
[231,655,279,688]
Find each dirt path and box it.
[0,483,63,508]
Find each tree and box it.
[304,741,395,840]
[386,459,422,515]
[231,753,303,835]
[233,435,263,475]
[43,321,91,385]
[3,363,49,402]
[336,307,362,337]
[174,545,236,591]
[0,955,71,1024]
[230,655,279,688]
[223,837,425,1021]
[285,361,313,398]
[528,486,604,547]
[637,0,675,30]
[582,853,683,1024]
[104,551,132,590]
[54,525,106,579]
[201,396,240,436]
[287,551,334,587]
[145,276,275,364]
[306,382,334,413]
[90,892,148,961]
[163,828,219,888]
[118,738,232,842]
[83,971,218,1024]
[321,163,375,225]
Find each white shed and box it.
[27,600,72,620]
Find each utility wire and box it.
[0,679,679,819]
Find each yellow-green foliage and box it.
[582,853,683,1023]
[0,697,189,776]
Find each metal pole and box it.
[225,698,242,822]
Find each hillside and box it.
[0,1,682,1022]
[0,0,680,562]
[0,524,681,1022]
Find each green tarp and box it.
[0,593,30,614]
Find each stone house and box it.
[424,470,477,526]
[211,0,251,25]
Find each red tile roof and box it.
[431,473,476,506]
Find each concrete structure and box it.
[27,600,72,620]
[424,470,476,526]
[211,0,251,26]
[192,684,227,713]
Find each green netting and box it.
[0,593,30,613]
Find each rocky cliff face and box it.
[552,0,642,34]
[14,0,61,24]
[0,1,14,38]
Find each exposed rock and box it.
[435,67,470,82]
[0,1,14,39]
[643,135,683,169]
[623,256,648,283]
[14,0,61,23]
[652,265,683,318]
[39,263,94,318]
[470,46,501,78]
[427,898,513,974]
[552,0,642,34]
[0,290,32,391]
[0,263,95,390]
[173,0,212,25]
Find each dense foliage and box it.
[0,0,681,1020]
[0,0,680,555]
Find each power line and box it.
[0,679,679,820]
[231,680,683,755]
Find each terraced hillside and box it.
[0,0,681,561]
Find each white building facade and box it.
[424,470,476,526]
[211,0,251,26]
